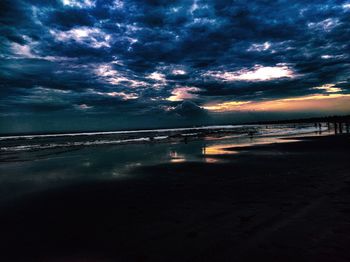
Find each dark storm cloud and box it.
[45,9,95,30]
[1,0,350,130]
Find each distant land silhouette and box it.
[246,114,350,125]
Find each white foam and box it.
[0,125,250,141]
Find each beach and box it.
[0,133,349,261]
[2,0,350,260]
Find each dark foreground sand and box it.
[0,134,350,261]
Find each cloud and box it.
[147,72,166,82]
[313,83,342,93]
[307,18,340,32]
[76,103,93,110]
[105,91,139,100]
[1,0,350,132]
[205,64,296,82]
[61,0,96,9]
[50,26,111,48]
[172,69,186,75]
[247,42,271,52]
[167,86,200,101]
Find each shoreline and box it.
[0,124,331,156]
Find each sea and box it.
[0,123,328,152]
[0,123,330,202]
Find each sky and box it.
[1,0,350,133]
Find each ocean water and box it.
[0,123,329,202]
[0,123,327,152]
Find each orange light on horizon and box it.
[203,93,350,112]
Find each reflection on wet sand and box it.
[203,157,221,163]
[202,143,239,155]
[200,136,300,162]
[169,151,186,163]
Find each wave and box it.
[0,125,248,141]
[0,136,173,152]
[257,126,328,137]
[0,124,327,152]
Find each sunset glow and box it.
[204,94,350,112]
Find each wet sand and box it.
[0,134,350,261]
